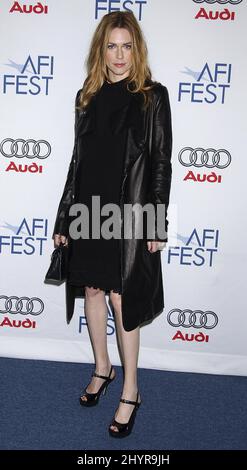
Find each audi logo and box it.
[0,296,44,315]
[178,148,231,169]
[167,309,218,329]
[193,0,242,4]
[0,139,51,159]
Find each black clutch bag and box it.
[45,243,68,282]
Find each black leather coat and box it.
[52,80,172,331]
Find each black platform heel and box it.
[79,365,115,407]
[108,391,141,438]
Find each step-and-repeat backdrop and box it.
[0,0,246,375]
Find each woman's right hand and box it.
[54,234,68,247]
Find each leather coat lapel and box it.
[121,93,146,171]
[76,95,96,137]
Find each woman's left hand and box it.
[147,241,166,253]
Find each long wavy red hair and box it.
[77,10,156,111]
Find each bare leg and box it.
[80,286,116,402]
[109,292,141,430]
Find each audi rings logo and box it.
[167,309,218,329]
[0,139,51,159]
[193,0,242,4]
[0,296,44,315]
[178,148,231,169]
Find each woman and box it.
[53,10,172,438]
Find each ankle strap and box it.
[92,365,113,380]
[120,391,139,406]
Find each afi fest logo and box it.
[167,228,219,267]
[193,0,243,21]
[2,55,54,95]
[0,218,48,255]
[178,63,232,104]
[95,0,148,20]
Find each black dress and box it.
[67,77,131,294]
